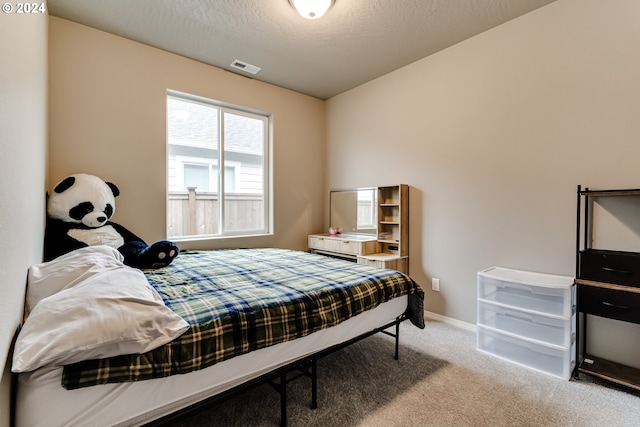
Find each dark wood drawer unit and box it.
[579,249,640,288]
[577,283,640,324]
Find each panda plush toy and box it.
[44,173,179,269]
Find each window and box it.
[167,91,271,239]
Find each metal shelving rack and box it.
[574,185,640,391]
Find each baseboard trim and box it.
[424,310,476,332]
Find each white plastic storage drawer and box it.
[477,325,575,380]
[478,301,574,348]
[477,267,574,317]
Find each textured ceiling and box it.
[47,0,557,99]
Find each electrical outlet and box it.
[432,278,440,292]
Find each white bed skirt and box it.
[16,296,407,427]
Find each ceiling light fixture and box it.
[289,0,334,20]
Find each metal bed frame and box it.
[146,314,407,427]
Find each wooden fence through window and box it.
[168,189,263,237]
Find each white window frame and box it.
[167,90,273,240]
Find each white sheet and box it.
[16,295,407,427]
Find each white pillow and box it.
[26,245,125,318]
[13,259,189,373]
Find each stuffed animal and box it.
[44,173,179,269]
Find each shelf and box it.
[377,185,408,259]
[357,253,408,274]
[574,279,640,294]
[359,253,405,261]
[580,189,640,197]
[578,355,640,391]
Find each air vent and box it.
[230,59,261,75]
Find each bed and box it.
[12,246,424,427]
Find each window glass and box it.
[167,92,270,239]
[184,164,210,192]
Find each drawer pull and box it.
[602,266,632,276]
[504,311,533,322]
[601,301,630,310]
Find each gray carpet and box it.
[172,320,640,426]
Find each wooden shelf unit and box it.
[358,185,409,273]
[375,185,409,256]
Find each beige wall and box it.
[327,0,640,364]
[0,11,48,426]
[49,17,326,252]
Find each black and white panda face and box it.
[48,173,120,228]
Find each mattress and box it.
[60,248,422,389]
[16,295,407,427]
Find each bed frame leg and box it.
[269,357,320,426]
[311,358,318,409]
[279,372,287,427]
[395,318,400,360]
[378,316,403,360]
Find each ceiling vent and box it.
[230,59,261,75]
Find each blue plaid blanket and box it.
[62,248,423,389]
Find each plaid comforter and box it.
[62,248,423,389]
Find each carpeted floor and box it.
[172,320,640,426]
